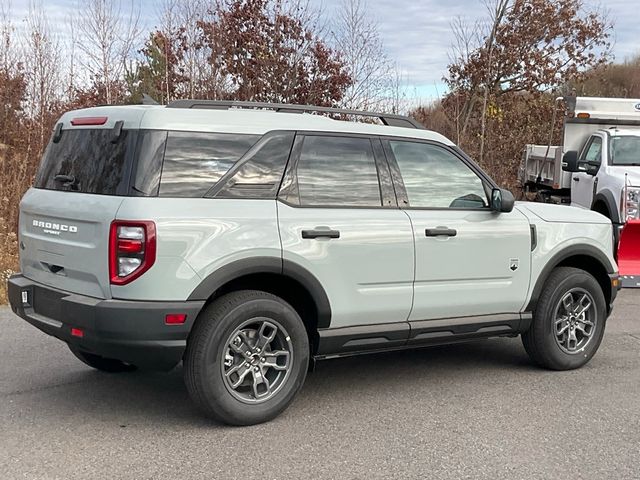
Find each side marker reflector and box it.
[71,328,84,338]
[165,314,187,325]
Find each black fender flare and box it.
[525,244,616,312]
[187,256,332,328]
[592,189,620,224]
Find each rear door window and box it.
[284,135,382,207]
[159,132,260,197]
[35,128,136,195]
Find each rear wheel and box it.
[68,345,137,373]
[184,290,309,426]
[522,267,606,370]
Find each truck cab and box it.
[560,97,640,228]
[522,97,640,222]
[567,128,640,222]
[521,96,640,284]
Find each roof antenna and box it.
[142,94,159,105]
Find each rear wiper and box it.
[54,174,79,190]
[54,174,76,183]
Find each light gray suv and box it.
[8,100,620,425]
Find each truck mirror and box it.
[584,163,599,176]
[491,188,515,213]
[562,151,579,172]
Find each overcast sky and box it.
[7,0,638,100]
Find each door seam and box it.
[402,209,417,326]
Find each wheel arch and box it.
[187,257,332,351]
[592,189,620,223]
[526,245,616,314]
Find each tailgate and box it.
[19,188,124,299]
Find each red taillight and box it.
[117,238,144,253]
[70,116,108,126]
[109,221,156,285]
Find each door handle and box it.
[425,227,457,237]
[302,228,340,239]
[573,177,580,182]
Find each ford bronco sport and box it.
[8,100,620,425]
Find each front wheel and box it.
[183,290,309,425]
[522,267,607,370]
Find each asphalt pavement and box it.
[1,292,639,480]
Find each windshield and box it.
[610,136,640,166]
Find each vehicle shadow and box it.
[32,337,536,427]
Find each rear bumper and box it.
[8,274,205,370]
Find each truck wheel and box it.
[522,267,606,370]
[184,290,309,426]
[68,345,137,373]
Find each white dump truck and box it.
[521,96,640,286]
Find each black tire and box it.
[68,345,137,373]
[522,267,606,370]
[184,290,309,426]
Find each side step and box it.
[315,313,529,360]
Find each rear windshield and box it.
[35,128,261,197]
[35,129,136,195]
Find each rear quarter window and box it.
[211,131,295,199]
[158,132,260,197]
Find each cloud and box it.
[323,0,637,86]
[8,0,636,92]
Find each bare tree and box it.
[448,3,507,147]
[75,0,142,104]
[0,1,19,78]
[477,0,509,164]
[0,0,24,149]
[22,1,63,153]
[332,0,395,112]
[65,11,78,101]
[169,0,206,98]
[155,0,181,101]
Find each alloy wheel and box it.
[221,318,293,403]
[553,288,597,354]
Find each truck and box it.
[521,96,640,286]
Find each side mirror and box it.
[562,151,579,172]
[491,188,515,213]
[583,163,599,176]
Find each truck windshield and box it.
[610,136,640,166]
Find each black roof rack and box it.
[166,99,424,129]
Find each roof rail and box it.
[166,99,425,129]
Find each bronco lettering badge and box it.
[32,219,78,236]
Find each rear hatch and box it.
[19,111,146,299]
